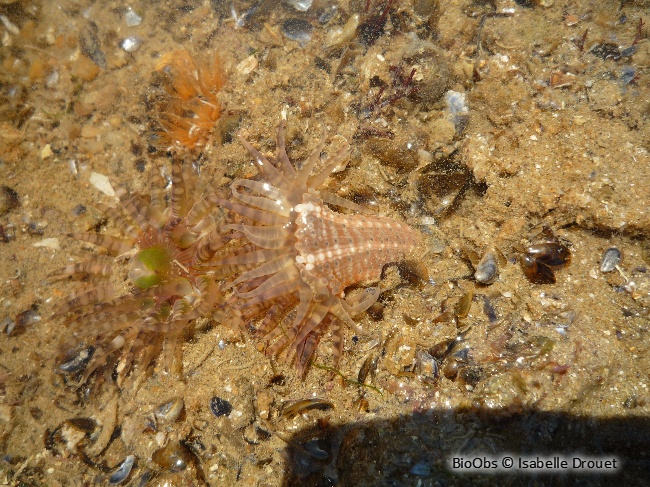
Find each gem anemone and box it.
[53,159,228,386]
[54,122,421,384]
[154,49,225,150]
[215,122,421,374]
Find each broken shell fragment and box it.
[324,13,359,48]
[415,349,439,383]
[475,251,498,284]
[600,247,621,273]
[155,397,184,423]
[282,398,334,418]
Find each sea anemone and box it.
[154,49,225,150]
[211,121,421,375]
[54,120,421,385]
[52,159,228,386]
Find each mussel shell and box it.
[521,255,556,284]
[152,441,192,472]
[282,398,334,418]
[526,242,571,267]
[209,396,232,418]
[109,455,135,484]
[281,18,313,45]
[442,358,461,380]
[304,439,330,461]
[454,291,473,319]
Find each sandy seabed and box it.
[1,0,649,485]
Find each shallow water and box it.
[1,0,649,485]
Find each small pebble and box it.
[620,46,638,58]
[620,66,637,85]
[27,221,46,236]
[411,460,432,476]
[46,69,59,88]
[445,90,469,133]
[125,7,142,27]
[119,36,142,53]
[600,247,621,273]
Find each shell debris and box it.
[89,172,116,197]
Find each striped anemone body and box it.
[213,122,420,374]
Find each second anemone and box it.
[52,159,229,386]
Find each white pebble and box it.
[119,36,142,52]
